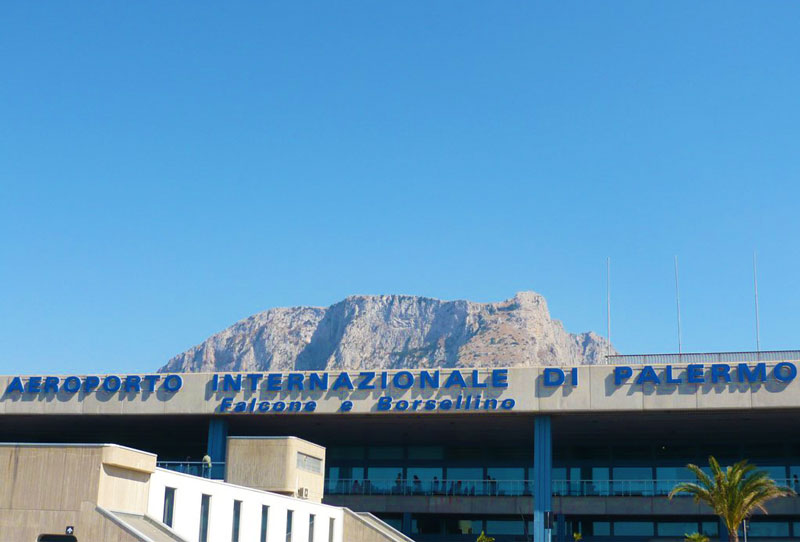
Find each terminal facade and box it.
[3,351,800,541]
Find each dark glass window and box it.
[657,522,699,536]
[748,521,790,537]
[232,500,241,542]
[260,506,269,542]
[199,494,211,542]
[163,487,175,527]
[328,518,335,542]
[614,522,654,536]
[487,468,524,496]
[308,514,315,542]
[366,466,403,493]
[592,522,610,536]
[444,518,483,535]
[485,520,524,535]
[701,521,719,536]
[412,516,442,535]
[286,509,294,542]
[408,446,444,460]
[368,446,404,460]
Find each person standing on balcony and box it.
[202,454,212,478]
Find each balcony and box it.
[157,460,225,479]
[325,478,798,497]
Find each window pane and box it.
[445,468,483,496]
[789,467,800,492]
[759,465,787,482]
[163,487,175,527]
[748,522,789,537]
[366,467,403,493]
[444,519,483,535]
[656,467,692,494]
[368,446,403,459]
[407,446,443,460]
[199,494,211,542]
[588,468,610,495]
[612,467,653,496]
[412,516,441,534]
[658,522,699,537]
[260,506,269,542]
[328,447,364,460]
[286,510,293,542]
[232,500,241,542]
[701,521,719,536]
[406,468,443,494]
[486,520,524,535]
[592,522,611,536]
[308,514,315,542]
[326,467,364,494]
[487,468,525,496]
[614,522,654,536]
[328,518,335,542]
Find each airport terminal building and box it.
[4,351,800,542]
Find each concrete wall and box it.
[226,437,326,502]
[342,509,410,542]
[0,443,155,542]
[0,506,143,542]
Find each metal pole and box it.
[674,256,682,354]
[606,258,612,358]
[753,252,761,353]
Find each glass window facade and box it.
[285,509,293,542]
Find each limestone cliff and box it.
[158,292,615,372]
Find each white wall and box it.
[147,468,343,542]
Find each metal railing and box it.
[603,350,800,366]
[326,478,799,498]
[157,461,225,479]
[326,478,532,497]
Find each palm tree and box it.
[669,456,795,542]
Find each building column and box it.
[557,513,566,542]
[534,415,552,542]
[206,417,229,463]
[402,512,412,535]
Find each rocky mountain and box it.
[158,292,615,373]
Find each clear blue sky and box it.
[2,2,799,375]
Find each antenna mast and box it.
[753,251,761,352]
[674,256,682,354]
[606,257,611,358]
